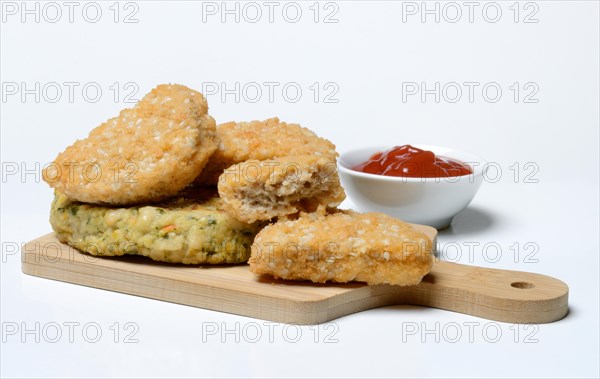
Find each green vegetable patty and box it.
[50,187,263,264]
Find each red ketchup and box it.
[353,145,472,178]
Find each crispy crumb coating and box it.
[195,117,338,185]
[249,208,433,286]
[43,84,217,205]
[217,155,346,223]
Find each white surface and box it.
[338,144,485,228]
[1,1,599,378]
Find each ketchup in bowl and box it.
[352,145,472,178]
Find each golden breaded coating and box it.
[218,155,346,223]
[134,83,208,121]
[195,117,338,185]
[43,84,217,205]
[249,208,433,286]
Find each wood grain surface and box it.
[22,227,568,325]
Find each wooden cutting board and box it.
[22,226,568,325]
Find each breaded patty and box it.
[195,117,338,185]
[218,155,346,223]
[249,208,433,285]
[43,84,217,205]
[50,187,263,264]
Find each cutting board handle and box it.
[393,225,569,324]
[379,261,569,324]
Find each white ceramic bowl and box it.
[338,145,486,229]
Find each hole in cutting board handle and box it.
[511,281,535,289]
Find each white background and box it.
[1,1,599,377]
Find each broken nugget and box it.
[217,155,346,223]
[43,84,217,205]
[195,117,338,185]
[50,187,263,264]
[249,208,433,286]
